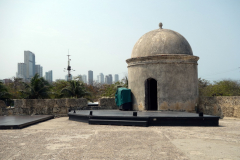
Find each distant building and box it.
[65,74,72,81]
[108,74,112,84]
[105,75,109,84]
[24,51,35,81]
[56,79,65,81]
[99,73,104,84]
[82,74,87,83]
[3,79,12,84]
[88,70,93,85]
[17,63,26,80]
[114,74,119,83]
[35,65,43,77]
[45,70,53,83]
[97,75,99,83]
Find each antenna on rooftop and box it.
[64,49,75,81]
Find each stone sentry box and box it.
[126,23,199,112]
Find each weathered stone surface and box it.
[9,99,88,116]
[198,96,240,118]
[0,100,6,108]
[98,98,118,109]
[1,117,240,160]
[0,100,6,115]
[131,28,193,58]
[127,55,199,111]
[126,24,199,111]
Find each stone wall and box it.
[98,98,118,109]
[198,96,240,118]
[0,99,88,116]
[0,98,119,116]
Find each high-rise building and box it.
[65,74,72,81]
[105,75,109,84]
[82,74,87,83]
[35,65,43,77]
[97,75,99,83]
[108,74,112,84]
[88,70,93,85]
[114,74,119,83]
[99,73,104,84]
[17,63,26,80]
[77,75,83,81]
[24,51,35,81]
[45,70,53,83]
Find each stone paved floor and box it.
[0,117,240,160]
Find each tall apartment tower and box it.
[88,70,93,85]
[82,74,87,83]
[108,74,112,84]
[99,73,104,84]
[35,65,43,77]
[24,51,35,81]
[105,75,109,84]
[97,75,99,83]
[114,74,119,82]
[45,70,53,83]
[65,74,72,81]
[17,63,26,80]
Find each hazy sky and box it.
[0,0,240,82]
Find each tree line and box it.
[0,74,128,105]
[1,74,239,106]
[198,78,240,97]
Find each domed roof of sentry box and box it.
[131,23,193,58]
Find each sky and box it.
[0,0,240,82]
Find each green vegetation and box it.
[61,80,91,99]
[198,78,240,97]
[0,81,11,103]
[20,74,52,99]
[0,75,127,102]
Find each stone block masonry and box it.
[0,98,118,116]
[198,96,240,119]
[0,99,88,117]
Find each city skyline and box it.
[1,1,240,82]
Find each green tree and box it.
[61,80,91,99]
[20,74,52,99]
[211,80,240,96]
[0,81,12,102]
[5,77,25,99]
[51,80,69,98]
[198,78,240,97]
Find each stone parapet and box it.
[98,98,118,109]
[0,98,119,116]
[198,96,240,119]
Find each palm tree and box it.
[61,80,91,98]
[20,74,52,99]
[0,81,11,102]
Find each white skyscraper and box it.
[82,74,87,83]
[88,70,93,85]
[114,74,119,83]
[108,74,112,84]
[105,75,109,84]
[65,74,72,81]
[45,70,53,83]
[24,51,35,81]
[99,73,104,84]
[97,75,99,83]
[35,65,43,77]
[17,63,26,80]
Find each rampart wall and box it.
[198,96,240,119]
[0,98,118,116]
[1,97,240,118]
